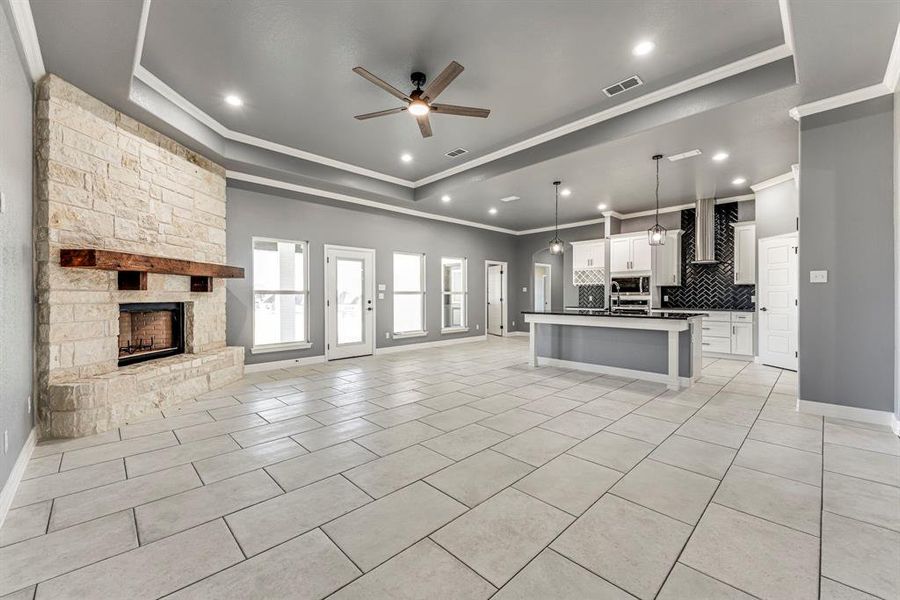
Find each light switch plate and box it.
[810,270,828,283]
[378,284,386,291]
[522,287,528,293]
[0,191,5,214]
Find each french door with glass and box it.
[325,245,375,359]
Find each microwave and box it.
[610,276,650,295]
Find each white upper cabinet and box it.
[732,222,756,285]
[652,230,683,286]
[571,239,605,271]
[609,233,652,275]
[571,239,606,286]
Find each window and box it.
[393,252,426,335]
[441,257,467,332]
[252,238,309,352]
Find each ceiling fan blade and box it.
[352,67,411,102]
[416,114,433,138]
[422,61,464,102]
[431,103,491,118]
[354,107,406,120]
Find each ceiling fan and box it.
[352,61,491,138]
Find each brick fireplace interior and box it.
[118,303,185,366]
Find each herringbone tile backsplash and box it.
[660,204,755,310]
[577,285,605,308]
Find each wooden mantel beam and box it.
[60,249,245,279]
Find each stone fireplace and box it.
[34,75,244,438]
[118,303,185,366]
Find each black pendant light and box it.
[648,154,666,246]
[548,181,564,255]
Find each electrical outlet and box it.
[475,324,479,330]
[663,295,669,302]
[588,295,593,302]
[810,270,827,283]
[522,287,527,293]
[377,292,384,300]
[3,430,7,455]
[0,191,6,214]
[26,395,31,414]
[512,321,516,327]
[385,332,390,339]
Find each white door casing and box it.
[486,262,505,336]
[325,245,375,360]
[534,263,551,312]
[758,233,798,370]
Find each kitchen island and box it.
[522,310,704,390]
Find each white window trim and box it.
[251,236,310,352]
[441,256,468,334]
[392,251,426,335]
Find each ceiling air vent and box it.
[603,75,643,97]
[445,147,468,158]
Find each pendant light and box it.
[647,154,667,246]
[548,181,564,255]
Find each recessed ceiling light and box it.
[441,195,451,203]
[632,40,655,56]
[224,94,243,107]
[732,177,747,186]
[597,203,608,210]
[400,153,413,163]
[560,188,572,197]
[488,207,498,215]
[712,152,730,162]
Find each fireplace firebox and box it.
[118,302,185,366]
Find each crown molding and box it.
[516,218,606,236]
[227,171,519,235]
[788,83,891,121]
[414,44,793,187]
[750,171,794,192]
[884,22,900,91]
[789,21,900,120]
[7,0,44,82]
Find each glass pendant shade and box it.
[648,223,666,246]
[549,236,564,255]
[548,180,565,254]
[647,154,666,246]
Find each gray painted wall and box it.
[226,185,519,364]
[513,222,606,330]
[895,86,900,424]
[799,96,895,413]
[0,4,34,487]
[755,180,798,240]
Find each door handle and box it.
[366,307,373,311]
[760,307,767,311]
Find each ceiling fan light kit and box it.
[352,61,491,138]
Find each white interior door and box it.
[487,264,504,336]
[758,233,798,370]
[325,246,375,359]
[534,263,551,312]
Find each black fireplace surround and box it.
[118,302,185,367]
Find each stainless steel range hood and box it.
[693,198,718,264]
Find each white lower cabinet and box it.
[695,311,755,356]
[731,322,753,356]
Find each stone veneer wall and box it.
[34,75,243,438]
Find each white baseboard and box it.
[375,334,487,355]
[508,331,529,338]
[893,413,900,437]
[797,399,896,427]
[0,427,37,531]
[537,357,693,388]
[244,354,326,373]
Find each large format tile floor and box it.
[2,337,899,599]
